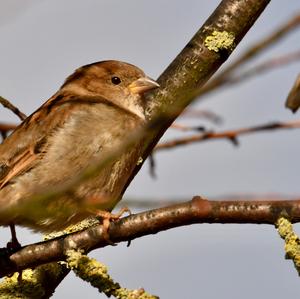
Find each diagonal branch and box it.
[180,108,223,124]
[227,50,300,85]
[0,96,27,121]
[219,13,300,76]
[201,13,300,95]
[125,0,271,192]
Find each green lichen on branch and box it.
[204,30,235,52]
[276,217,300,274]
[66,249,158,299]
[44,217,99,240]
[0,263,66,299]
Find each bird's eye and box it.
[111,76,121,85]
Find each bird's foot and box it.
[96,207,131,245]
[6,224,21,253]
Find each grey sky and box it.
[0,1,300,298]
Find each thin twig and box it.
[227,50,300,85]
[180,108,223,124]
[170,123,205,132]
[155,119,300,151]
[225,13,300,72]
[0,96,27,121]
[190,50,300,100]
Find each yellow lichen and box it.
[276,217,300,273]
[204,30,235,52]
[66,249,158,298]
[44,217,99,240]
[136,157,143,165]
[0,263,66,299]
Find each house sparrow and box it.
[0,60,159,237]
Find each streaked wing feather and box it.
[0,147,36,188]
[0,92,100,189]
[0,91,137,190]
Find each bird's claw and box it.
[96,207,131,245]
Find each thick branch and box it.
[125,0,271,192]
[1,196,300,277]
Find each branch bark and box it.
[2,196,300,278]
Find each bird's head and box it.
[61,60,159,118]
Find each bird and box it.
[0,60,159,245]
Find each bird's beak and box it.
[128,77,160,94]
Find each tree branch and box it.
[0,96,27,121]
[201,13,300,95]
[227,50,300,85]
[276,217,300,275]
[2,195,300,278]
[125,0,271,192]
[155,119,300,151]
[179,108,223,124]
[0,264,70,299]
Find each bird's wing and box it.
[0,92,110,189]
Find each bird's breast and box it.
[1,102,144,231]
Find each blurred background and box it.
[0,1,300,298]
